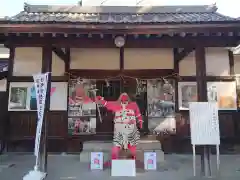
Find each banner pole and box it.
[43,72,51,173]
[192,145,196,176]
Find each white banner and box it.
[33,73,49,157]
[189,102,220,145]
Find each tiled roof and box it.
[4,3,238,24]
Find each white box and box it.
[111,160,136,176]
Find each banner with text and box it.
[33,73,49,157]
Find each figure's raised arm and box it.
[96,96,119,111]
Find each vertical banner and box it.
[144,152,157,170]
[90,152,103,170]
[33,73,49,158]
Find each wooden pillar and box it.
[119,47,124,93]
[195,47,207,101]
[195,47,211,176]
[40,45,52,172]
[173,48,179,112]
[228,50,234,75]
[64,48,70,152]
[228,50,239,138]
[65,48,70,73]
[5,47,15,151]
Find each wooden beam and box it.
[65,48,70,72]
[0,23,240,34]
[69,69,174,79]
[173,48,179,111]
[120,47,124,71]
[5,36,240,48]
[52,47,67,63]
[177,48,195,63]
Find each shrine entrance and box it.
[95,78,147,135]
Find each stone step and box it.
[80,140,164,163]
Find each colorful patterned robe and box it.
[99,99,143,149]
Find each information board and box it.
[189,102,220,145]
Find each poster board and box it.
[8,82,68,111]
[189,102,220,145]
[178,81,237,110]
[144,152,157,170]
[90,152,103,170]
[207,81,237,110]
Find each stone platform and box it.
[80,138,164,163]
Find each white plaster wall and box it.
[13,47,42,76]
[52,52,65,76]
[0,79,6,91]
[179,51,196,76]
[234,55,240,74]
[205,48,230,76]
[12,47,230,77]
[70,48,119,69]
[179,48,230,76]
[124,48,173,69]
[0,47,9,58]
[13,47,65,76]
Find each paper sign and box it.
[189,102,220,145]
[33,73,49,158]
[90,152,103,170]
[144,152,157,170]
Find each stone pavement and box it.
[0,154,240,180]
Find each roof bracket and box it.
[52,47,67,63]
[176,47,195,63]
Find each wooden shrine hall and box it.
[0,3,240,153]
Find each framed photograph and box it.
[207,81,237,110]
[8,82,68,111]
[9,86,28,110]
[178,82,197,110]
[8,82,31,111]
[68,117,96,135]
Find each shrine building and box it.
[0,3,240,153]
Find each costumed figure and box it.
[96,93,143,163]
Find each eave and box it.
[0,22,240,34]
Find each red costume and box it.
[97,93,143,163]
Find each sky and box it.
[1,0,240,18]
